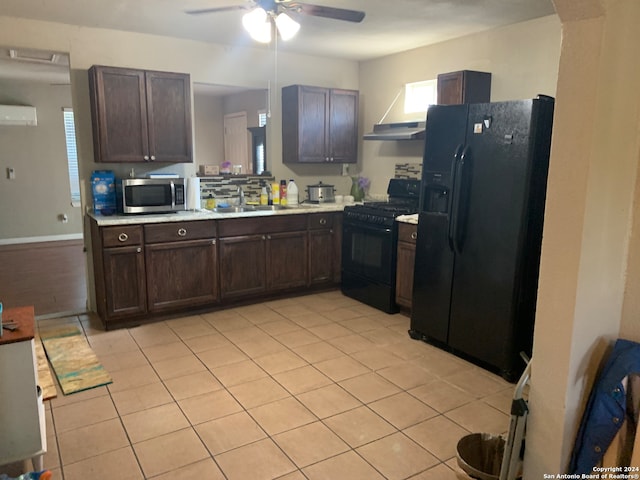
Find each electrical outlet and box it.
[341,164,350,176]
[6,168,15,180]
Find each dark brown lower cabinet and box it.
[145,238,218,312]
[266,231,308,291]
[219,235,267,299]
[395,222,418,309]
[219,230,308,299]
[91,213,342,328]
[103,245,146,318]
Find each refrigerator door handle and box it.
[448,144,464,252]
[452,146,472,254]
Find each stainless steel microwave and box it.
[117,178,186,214]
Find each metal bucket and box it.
[456,433,505,480]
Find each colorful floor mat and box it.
[41,325,112,395]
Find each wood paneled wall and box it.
[0,240,87,317]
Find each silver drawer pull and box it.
[411,232,417,240]
[118,233,129,242]
[177,228,187,237]
[212,239,216,245]
[319,218,327,225]
[136,247,142,253]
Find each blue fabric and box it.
[569,338,640,473]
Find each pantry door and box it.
[223,112,251,174]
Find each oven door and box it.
[342,221,396,285]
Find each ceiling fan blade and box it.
[185,5,248,15]
[288,2,365,23]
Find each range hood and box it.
[363,121,425,141]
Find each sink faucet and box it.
[237,186,245,206]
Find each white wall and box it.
[527,0,640,474]
[193,93,225,167]
[0,79,82,240]
[358,15,562,196]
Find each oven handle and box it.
[448,144,464,252]
[343,223,393,236]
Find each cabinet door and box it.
[329,89,358,163]
[145,238,218,312]
[332,213,343,283]
[103,245,147,317]
[219,235,267,298]
[309,229,334,284]
[396,223,417,308]
[89,66,149,163]
[145,71,193,163]
[266,231,308,291]
[297,86,330,163]
[395,241,416,308]
[437,70,491,105]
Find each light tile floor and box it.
[2,291,516,479]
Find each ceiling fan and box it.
[186,0,365,42]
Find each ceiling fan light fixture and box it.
[242,7,272,43]
[275,12,300,41]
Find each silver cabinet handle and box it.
[143,155,149,161]
[150,155,156,161]
[262,235,266,240]
[118,233,129,242]
[212,239,216,245]
[136,247,142,253]
[330,229,333,234]
[319,218,327,225]
[411,232,417,240]
[267,235,271,240]
[177,228,187,237]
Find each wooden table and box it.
[0,306,46,470]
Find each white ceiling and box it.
[0,0,556,62]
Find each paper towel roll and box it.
[186,177,201,210]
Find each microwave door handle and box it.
[170,181,176,208]
[447,144,464,252]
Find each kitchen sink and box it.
[211,205,285,213]
[211,206,250,213]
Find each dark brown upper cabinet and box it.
[282,84,358,164]
[89,65,193,163]
[437,70,491,105]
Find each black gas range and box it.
[341,178,420,313]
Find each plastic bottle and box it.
[260,184,268,205]
[280,180,288,206]
[272,181,280,205]
[287,179,299,205]
[205,194,215,210]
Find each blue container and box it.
[91,170,116,215]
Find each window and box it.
[404,79,437,114]
[250,110,268,174]
[62,108,80,206]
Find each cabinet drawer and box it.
[398,223,418,244]
[308,213,333,230]
[102,225,143,247]
[144,220,216,243]
[218,215,307,237]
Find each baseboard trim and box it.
[0,233,83,246]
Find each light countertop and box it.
[396,213,419,225]
[88,203,348,226]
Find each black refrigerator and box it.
[409,97,554,381]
